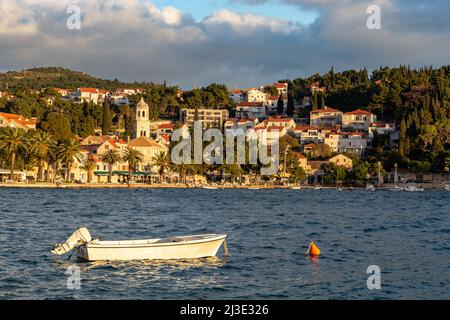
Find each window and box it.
[142,111,145,118]
[138,111,141,117]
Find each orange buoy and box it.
[306,241,321,257]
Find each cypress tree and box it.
[194,105,199,121]
[102,98,112,136]
[399,118,407,156]
[277,93,284,115]
[287,93,295,117]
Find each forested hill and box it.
[0,67,157,91]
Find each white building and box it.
[264,95,287,114]
[133,97,151,138]
[291,126,334,144]
[0,112,37,130]
[236,102,266,118]
[310,107,343,127]
[324,132,368,155]
[368,122,396,141]
[342,109,377,131]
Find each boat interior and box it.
[90,234,222,246]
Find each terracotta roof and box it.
[81,135,110,146]
[268,116,293,123]
[344,109,374,116]
[129,136,164,148]
[274,83,288,88]
[230,89,243,94]
[292,152,307,160]
[311,107,341,114]
[158,124,175,130]
[237,102,263,107]
[79,88,99,94]
[0,112,37,129]
[294,126,320,131]
[267,126,285,132]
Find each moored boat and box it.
[51,228,228,262]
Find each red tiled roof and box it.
[158,124,175,129]
[267,126,285,132]
[274,83,287,88]
[268,116,293,123]
[0,112,37,128]
[292,152,307,160]
[237,102,263,107]
[344,109,374,116]
[79,88,99,93]
[311,107,341,114]
[293,126,320,131]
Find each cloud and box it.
[0,0,449,88]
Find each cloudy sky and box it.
[0,0,449,88]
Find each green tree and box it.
[102,98,112,135]
[286,93,295,117]
[29,130,54,181]
[277,93,284,115]
[80,158,96,183]
[0,128,29,181]
[151,151,171,182]
[58,138,83,182]
[121,147,143,181]
[102,149,121,183]
[39,112,72,141]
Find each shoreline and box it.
[0,182,448,190]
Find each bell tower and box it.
[133,97,150,138]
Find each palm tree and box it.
[80,158,97,183]
[102,149,121,183]
[48,141,61,182]
[121,147,143,182]
[29,130,54,181]
[151,151,171,183]
[58,138,83,182]
[0,128,29,181]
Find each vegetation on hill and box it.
[0,65,449,176]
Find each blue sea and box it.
[0,188,449,300]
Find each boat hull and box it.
[76,234,227,262]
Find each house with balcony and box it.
[342,109,377,131]
[180,108,229,129]
[324,132,368,155]
[236,102,266,118]
[310,107,343,127]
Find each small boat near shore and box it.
[201,186,220,190]
[51,228,228,262]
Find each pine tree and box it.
[102,98,112,136]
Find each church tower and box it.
[133,97,150,138]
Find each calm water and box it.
[0,188,449,300]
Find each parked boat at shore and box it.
[51,228,228,262]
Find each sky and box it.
[0,0,449,88]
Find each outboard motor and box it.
[51,228,92,255]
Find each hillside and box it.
[0,67,157,92]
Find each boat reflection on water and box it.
[54,255,227,272]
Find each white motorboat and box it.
[445,185,450,191]
[366,184,375,192]
[403,185,425,192]
[201,186,219,190]
[51,228,228,262]
[291,187,302,190]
